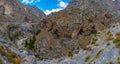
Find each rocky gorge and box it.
[0,0,120,64]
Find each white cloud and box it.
[44,8,63,15]
[58,1,68,8]
[44,0,68,15]
[22,0,40,4]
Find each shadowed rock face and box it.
[24,6,46,23]
[25,6,46,19]
[0,0,46,22]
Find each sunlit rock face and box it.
[0,0,26,22]
[0,0,46,22]
[0,0,24,14]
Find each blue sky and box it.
[19,0,70,15]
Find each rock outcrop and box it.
[0,0,46,22]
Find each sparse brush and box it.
[68,51,73,57]
[113,37,120,48]
[25,36,35,50]
[85,55,91,62]
[0,45,21,64]
[89,49,104,64]
[0,59,3,64]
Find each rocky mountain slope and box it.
[34,0,117,60]
[0,0,46,23]
[0,0,120,64]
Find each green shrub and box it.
[91,41,96,44]
[85,55,91,62]
[106,37,114,41]
[35,29,41,35]
[11,53,17,58]
[89,49,104,64]
[113,37,120,47]
[25,36,35,50]
[68,51,73,57]
[0,59,3,64]
[109,61,114,64]
[95,49,104,59]
[113,38,120,44]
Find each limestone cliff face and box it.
[0,0,46,22]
